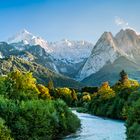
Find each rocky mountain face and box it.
[1,28,140,86]
[115,29,140,62]
[79,32,122,80]
[79,29,140,85]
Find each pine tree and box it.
[119,70,128,83]
[119,70,131,87]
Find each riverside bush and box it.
[0,70,80,140]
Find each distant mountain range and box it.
[0,42,84,88]
[0,28,140,86]
[7,29,94,78]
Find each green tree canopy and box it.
[4,70,39,100]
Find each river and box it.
[64,110,126,140]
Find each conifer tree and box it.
[119,70,131,87]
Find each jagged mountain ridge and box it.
[8,29,51,52]
[79,29,140,82]
[7,30,93,63]
[115,29,140,62]
[7,29,94,77]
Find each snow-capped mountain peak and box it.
[7,29,52,52]
[8,29,33,44]
[49,39,94,63]
[6,29,95,77]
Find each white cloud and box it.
[115,16,129,28]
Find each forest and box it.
[0,69,140,139]
[0,70,80,140]
[75,70,140,140]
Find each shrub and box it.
[126,99,140,140]
[0,118,13,140]
[0,96,80,139]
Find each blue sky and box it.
[0,0,140,43]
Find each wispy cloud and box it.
[115,16,129,28]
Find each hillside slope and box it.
[0,57,84,88]
[82,56,140,86]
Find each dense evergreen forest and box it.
[0,69,140,139]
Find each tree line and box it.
[74,70,140,140]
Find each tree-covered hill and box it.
[0,56,84,88]
[82,56,140,86]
